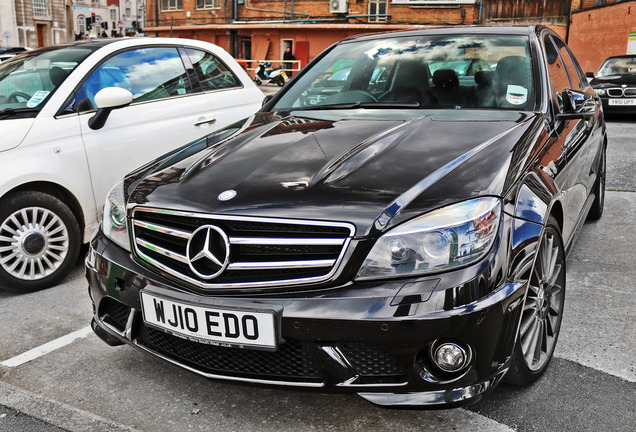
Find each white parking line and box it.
[1,326,92,368]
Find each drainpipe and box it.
[154,0,159,36]
[565,0,572,44]
[478,0,482,24]
[230,0,238,57]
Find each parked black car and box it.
[86,26,606,407]
[588,55,636,114]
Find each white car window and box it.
[76,47,192,111]
[185,48,241,91]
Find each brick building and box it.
[2,0,74,48]
[143,0,482,71]
[567,0,636,73]
[141,0,634,74]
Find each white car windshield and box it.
[0,46,95,115]
[274,34,534,111]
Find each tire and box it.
[505,216,566,385]
[0,191,81,293]
[587,144,606,221]
[254,77,262,85]
[276,76,285,87]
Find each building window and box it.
[161,0,183,11]
[126,8,131,17]
[196,0,217,9]
[32,0,47,18]
[369,0,388,23]
[77,15,86,33]
[110,9,117,21]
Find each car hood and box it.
[590,74,636,86]
[0,118,35,152]
[128,110,540,236]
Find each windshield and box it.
[274,34,534,111]
[596,57,636,77]
[0,46,95,116]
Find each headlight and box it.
[102,179,130,251]
[356,197,501,280]
[595,88,606,96]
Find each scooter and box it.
[254,62,287,87]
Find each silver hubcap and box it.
[519,231,564,372]
[0,207,69,281]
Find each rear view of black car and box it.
[86,26,606,407]
[588,55,636,114]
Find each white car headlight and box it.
[356,197,501,280]
[102,179,130,251]
[595,88,606,96]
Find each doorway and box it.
[281,39,294,75]
[36,24,46,47]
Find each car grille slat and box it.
[135,238,189,264]
[131,208,355,289]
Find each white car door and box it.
[183,47,264,128]
[77,45,220,211]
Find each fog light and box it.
[434,343,468,372]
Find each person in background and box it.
[283,46,295,77]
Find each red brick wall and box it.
[568,0,636,72]
[240,2,478,25]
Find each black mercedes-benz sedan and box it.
[588,55,636,114]
[86,26,606,408]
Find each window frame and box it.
[32,0,48,18]
[368,0,389,23]
[161,0,183,12]
[71,45,197,114]
[196,0,219,10]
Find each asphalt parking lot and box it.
[0,113,634,432]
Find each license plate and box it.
[140,292,277,349]
[608,98,636,106]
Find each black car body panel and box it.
[86,26,606,407]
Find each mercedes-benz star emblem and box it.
[186,225,230,280]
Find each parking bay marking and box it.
[1,326,92,368]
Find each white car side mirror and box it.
[89,87,133,130]
[94,87,133,109]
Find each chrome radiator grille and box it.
[131,208,355,289]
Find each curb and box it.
[0,380,139,432]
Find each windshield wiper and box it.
[292,101,421,110]
[0,107,40,118]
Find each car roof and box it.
[25,37,218,54]
[340,25,537,43]
[601,55,636,61]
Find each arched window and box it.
[77,15,86,34]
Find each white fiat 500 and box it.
[0,37,264,292]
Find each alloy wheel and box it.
[518,228,565,372]
[0,206,70,281]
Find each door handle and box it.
[194,117,216,126]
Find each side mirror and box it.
[261,94,274,107]
[557,89,595,120]
[585,72,595,79]
[88,87,133,130]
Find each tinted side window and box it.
[77,47,191,111]
[551,36,586,91]
[544,35,572,112]
[186,48,240,91]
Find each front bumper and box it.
[599,96,636,114]
[86,218,535,407]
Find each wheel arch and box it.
[1,181,86,236]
